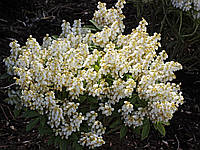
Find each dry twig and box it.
[175,134,180,150]
[0,104,9,120]
[0,83,16,90]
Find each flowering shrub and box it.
[171,0,200,19]
[4,0,184,149]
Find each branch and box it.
[0,83,16,89]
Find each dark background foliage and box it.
[0,0,199,149]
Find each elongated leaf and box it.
[89,20,103,31]
[129,96,137,104]
[94,65,100,71]
[23,110,40,118]
[54,136,62,147]
[87,96,98,103]
[125,74,133,79]
[13,108,21,118]
[79,95,87,103]
[161,121,170,126]
[153,123,158,130]
[52,35,58,40]
[109,119,121,129]
[157,122,166,136]
[73,142,82,150]
[80,123,89,132]
[133,126,141,135]
[0,73,9,80]
[59,139,68,150]
[141,119,150,140]
[26,118,40,132]
[40,116,46,128]
[120,125,128,139]
[38,125,52,136]
[48,136,55,146]
[68,133,78,142]
[83,25,97,32]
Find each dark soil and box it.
[0,0,199,150]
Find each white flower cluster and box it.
[119,101,145,127]
[78,120,106,149]
[6,87,21,107]
[171,0,200,19]
[98,102,114,116]
[4,41,22,75]
[4,0,184,149]
[78,132,105,149]
[93,0,126,32]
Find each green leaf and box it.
[38,125,53,136]
[120,125,128,139]
[26,118,40,132]
[89,20,103,31]
[0,73,9,80]
[59,139,68,150]
[133,126,141,135]
[105,76,114,86]
[79,95,87,103]
[3,98,12,103]
[87,96,98,103]
[109,119,121,129]
[94,65,100,71]
[153,123,158,130]
[161,121,170,126]
[48,136,55,146]
[80,123,90,132]
[125,74,133,79]
[45,126,53,135]
[141,119,150,140]
[90,104,98,110]
[129,96,137,104]
[40,116,46,128]
[52,35,59,40]
[67,133,78,143]
[157,122,166,136]
[54,136,62,147]
[23,110,40,118]
[73,142,82,150]
[71,133,78,140]
[13,108,21,118]
[83,25,97,32]
[79,107,88,114]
